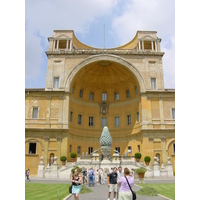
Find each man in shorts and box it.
[107,167,118,200]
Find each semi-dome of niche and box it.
[70,60,140,103]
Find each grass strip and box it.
[138,183,175,200]
[25,183,92,200]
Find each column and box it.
[45,96,51,128]
[66,40,69,50]
[142,41,144,52]
[70,40,72,50]
[43,136,49,166]
[155,41,157,52]
[138,40,141,51]
[57,137,62,166]
[151,41,154,51]
[161,138,167,166]
[56,40,59,51]
[53,40,55,51]
[58,96,63,128]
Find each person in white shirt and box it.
[117,167,124,200]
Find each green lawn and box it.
[25,183,92,200]
[138,183,175,200]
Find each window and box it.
[102,93,107,101]
[127,115,131,125]
[151,78,156,89]
[32,107,38,118]
[78,114,82,125]
[79,90,83,98]
[72,86,75,94]
[89,116,94,127]
[29,143,36,154]
[70,111,73,122]
[115,147,120,153]
[128,146,132,153]
[88,147,93,154]
[115,117,120,127]
[114,92,119,100]
[138,145,140,152]
[102,117,107,127]
[135,86,138,94]
[53,77,59,88]
[136,112,140,122]
[126,90,130,98]
[69,145,72,153]
[89,92,94,100]
[77,146,81,154]
[172,108,175,119]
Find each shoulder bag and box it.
[125,176,136,200]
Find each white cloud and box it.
[25,0,119,82]
[111,0,175,88]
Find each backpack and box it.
[89,170,93,177]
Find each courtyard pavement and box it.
[27,177,175,200]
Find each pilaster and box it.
[45,96,51,128]
[56,137,62,166]
[63,94,69,129]
[161,138,167,165]
[43,136,49,166]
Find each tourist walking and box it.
[96,169,100,185]
[88,168,94,187]
[100,168,105,184]
[71,169,82,200]
[118,168,134,200]
[82,167,87,185]
[26,169,30,181]
[117,166,124,199]
[107,167,118,200]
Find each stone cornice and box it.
[45,50,165,57]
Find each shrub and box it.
[70,152,77,158]
[136,167,147,174]
[144,156,151,162]
[134,152,142,159]
[60,156,67,162]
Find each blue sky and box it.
[25,0,175,88]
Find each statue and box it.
[113,149,120,154]
[100,126,112,160]
[90,149,99,155]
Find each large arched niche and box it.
[64,54,146,93]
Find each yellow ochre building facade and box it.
[25,30,175,175]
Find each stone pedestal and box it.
[37,157,45,178]
[45,164,51,178]
[144,166,154,178]
[153,157,160,177]
[51,157,58,178]
[160,164,167,177]
[113,153,120,164]
[166,157,174,177]
[92,153,100,161]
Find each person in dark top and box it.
[82,167,87,184]
[107,167,118,200]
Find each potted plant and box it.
[144,156,151,166]
[70,152,77,162]
[136,167,147,179]
[60,156,67,166]
[134,152,142,162]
